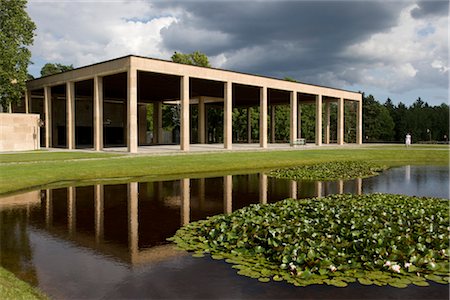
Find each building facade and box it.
[23,55,362,153]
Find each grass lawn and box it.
[0,145,448,195]
[0,267,47,300]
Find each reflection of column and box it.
[45,189,52,228]
[68,186,76,235]
[181,178,190,225]
[356,178,362,195]
[315,95,322,146]
[270,106,276,143]
[289,180,297,199]
[224,81,232,149]
[405,165,411,182]
[181,76,190,151]
[95,184,104,244]
[247,107,252,143]
[338,180,344,194]
[315,181,323,198]
[290,91,297,145]
[198,97,206,144]
[259,173,267,204]
[199,178,205,210]
[223,175,232,213]
[260,87,268,148]
[128,182,139,257]
[324,102,330,144]
[337,97,344,145]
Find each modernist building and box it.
[20,55,362,153]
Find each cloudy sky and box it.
[27,0,448,106]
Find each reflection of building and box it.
[0,175,363,266]
[19,55,362,152]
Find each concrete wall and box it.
[0,113,40,151]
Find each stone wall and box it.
[0,113,40,151]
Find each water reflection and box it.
[0,166,448,299]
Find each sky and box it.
[26,0,449,106]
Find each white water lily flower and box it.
[330,265,337,272]
[391,265,401,273]
[404,262,411,268]
[383,261,392,267]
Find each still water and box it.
[0,165,448,299]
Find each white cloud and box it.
[28,0,177,73]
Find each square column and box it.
[152,102,163,144]
[298,103,302,138]
[198,97,206,144]
[247,107,252,143]
[44,86,51,148]
[356,99,363,144]
[93,76,103,151]
[270,106,276,143]
[180,76,190,151]
[259,87,268,148]
[337,97,344,145]
[224,81,232,149]
[324,102,330,144]
[315,94,322,146]
[25,90,30,113]
[290,91,297,145]
[66,81,75,149]
[127,68,138,153]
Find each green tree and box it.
[40,63,74,76]
[362,94,395,142]
[0,0,36,110]
[171,51,211,67]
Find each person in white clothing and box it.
[405,133,411,147]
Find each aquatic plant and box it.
[168,194,450,287]
[267,161,387,181]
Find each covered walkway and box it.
[23,55,362,153]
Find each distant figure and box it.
[405,133,411,147]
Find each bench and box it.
[292,138,306,146]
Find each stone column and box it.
[93,76,103,151]
[95,184,104,244]
[260,87,268,148]
[270,105,276,143]
[259,173,267,204]
[224,81,232,149]
[68,186,76,236]
[180,76,190,151]
[247,107,252,143]
[223,175,232,213]
[66,81,75,149]
[337,97,344,145]
[198,97,206,144]
[180,178,190,225]
[290,91,297,145]
[356,99,363,144]
[324,102,330,144]
[152,102,162,144]
[315,95,322,146]
[25,90,30,113]
[128,182,139,258]
[127,68,138,153]
[44,86,51,148]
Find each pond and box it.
[0,165,448,299]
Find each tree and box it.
[40,63,74,77]
[0,0,36,110]
[362,94,395,142]
[171,51,211,67]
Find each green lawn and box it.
[0,267,47,300]
[1,145,448,195]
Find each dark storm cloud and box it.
[411,0,449,19]
[157,1,408,80]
